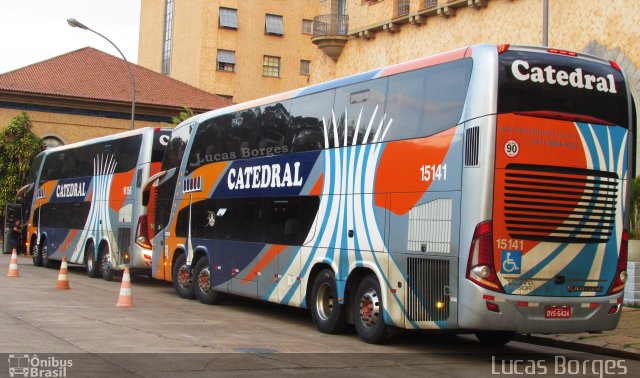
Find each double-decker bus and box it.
[147,44,634,344]
[26,127,171,280]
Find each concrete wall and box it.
[0,107,165,145]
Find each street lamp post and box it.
[67,18,136,130]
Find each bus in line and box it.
[27,127,171,280]
[146,44,634,344]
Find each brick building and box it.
[0,47,233,146]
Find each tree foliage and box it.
[163,107,196,127]
[0,112,44,217]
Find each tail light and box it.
[608,229,628,295]
[135,214,152,250]
[547,48,577,57]
[497,44,510,54]
[466,221,504,292]
[610,60,622,72]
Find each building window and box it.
[300,60,310,75]
[302,19,313,34]
[265,14,284,35]
[263,56,280,77]
[217,49,236,72]
[361,0,381,5]
[162,0,174,75]
[219,7,238,29]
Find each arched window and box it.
[42,136,64,149]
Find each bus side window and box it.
[385,58,472,141]
[252,101,291,153]
[289,90,335,152]
[333,78,388,145]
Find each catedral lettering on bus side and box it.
[511,60,617,93]
[56,182,86,198]
[227,162,304,190]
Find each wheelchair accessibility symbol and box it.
[500,250,522,274]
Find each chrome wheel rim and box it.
[359,288,380,328]
[315,282,335,321]
[87,252,94,271]
[101,251,110,272]
[198,267,211,293]
[177,264,191,289]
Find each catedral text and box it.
[511,60,617,93]
[227,162,304,190]
[56,182,86,198]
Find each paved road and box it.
[1,255,638,377]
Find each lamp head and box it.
[67,18,89,30]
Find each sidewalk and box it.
[518,306,640,360]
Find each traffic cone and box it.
[116,267,134,307]
[6,249,19,277]
[55,256,70,290]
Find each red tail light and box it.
[466,221,504,292]
[497,44,510,54]
[608,229,628,295]
[610,60,622,72]
[135,214,152,250]
[548,48,577,57]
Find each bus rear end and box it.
[463,45,633,335]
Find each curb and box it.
[516,335,640,361]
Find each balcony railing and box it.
[313,14,349,37]
[423,0,438,9]
[397,0,410,17]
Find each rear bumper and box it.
[459,281,623,334]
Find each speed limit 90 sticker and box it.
[504,140,519,158]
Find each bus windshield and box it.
[498,49,629,128]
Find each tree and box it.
[163,106,196,127]
[0,112,44,218]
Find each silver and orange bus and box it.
[147,44,634,344]
[26,127,170,280]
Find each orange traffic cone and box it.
[116,267,134,307]
[56,256,70,290]
[6,249,19,277]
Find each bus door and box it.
[3,203,22,254]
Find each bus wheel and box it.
[193,258,223,305]
[41,243,53,268]
[32,241,42,267]
[310,269,347,334]
[353,275,388,344]
[475,331,516,346]
[86,242,100,278]
[172,254,195,299]
[100,244,114,282]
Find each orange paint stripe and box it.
[241,244,287,284]
[309,174,324,196]
[59,229,79,256]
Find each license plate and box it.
[545,306,572,319]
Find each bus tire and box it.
[172,253,195,299]
[86,242,100,278]
[100,244,114,281]
[41,242,53,268]
[32,241,42,267]
[193,258,223,305]
[353,275,388,344]
[310,269,347,334]
[475,331,516,346]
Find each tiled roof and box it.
[0,47,233,111]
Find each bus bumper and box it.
[458,282,624,334]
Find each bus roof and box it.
[43,126,171,154]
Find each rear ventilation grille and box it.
[407,258,450,322]
[464,126,479,166]
[502,164,618,244]
[117,228,132,261]
[407,199,452,253]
